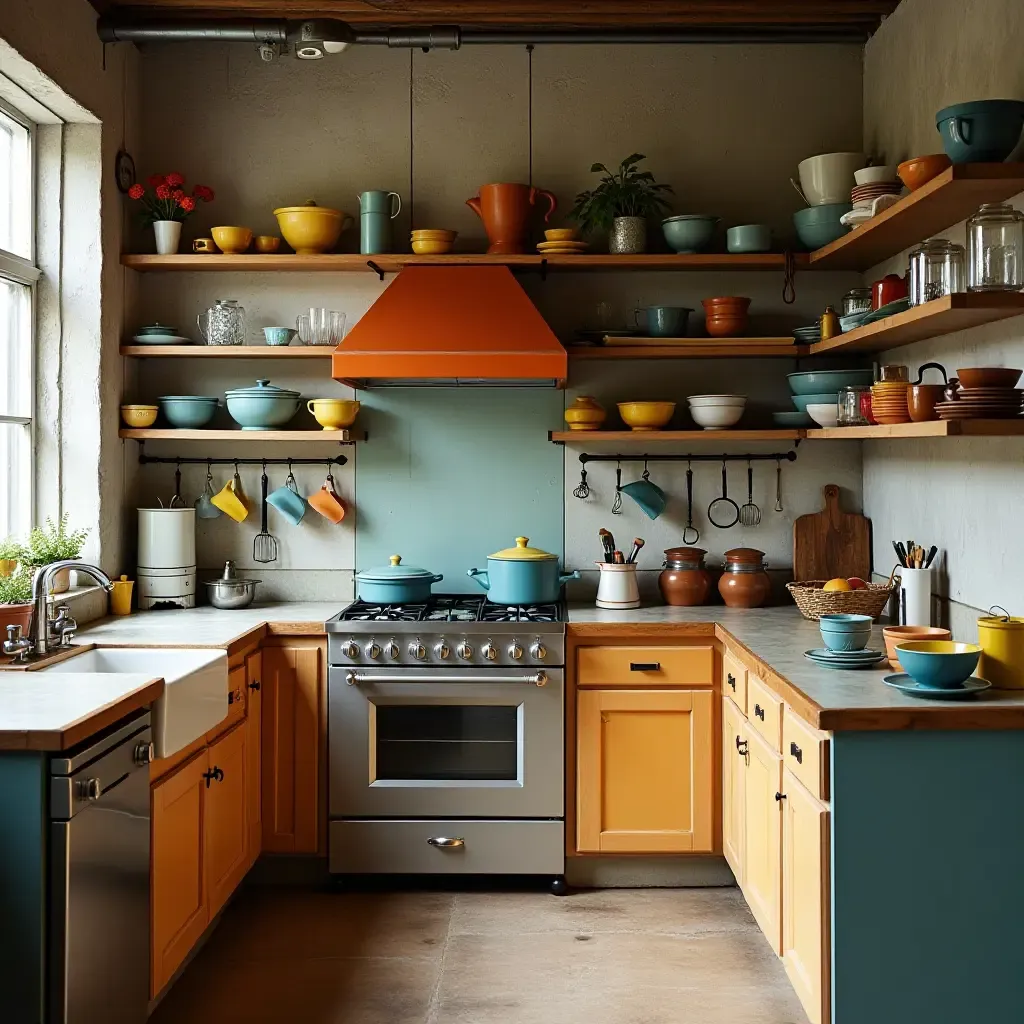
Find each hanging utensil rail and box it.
[137,454,348,466]
[577,451,797,466]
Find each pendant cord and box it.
[408,49,415,231]
[527,44,534,187]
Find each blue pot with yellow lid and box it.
[468,537,580,606]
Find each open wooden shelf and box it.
[550,429,801,443]
[806,419,1024,439]
[809,292,1024,355]
[809,163,1024,271]
[569,338,808,359]
[119,429,364,442]
[121,345,333,358]
[120,252,809,273]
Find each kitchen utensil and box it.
[617,401,675,431]
[793,484,871,582]
[466,536,579,605]
[264,327,297,346]
[301,307,346,346]
[883,673,991,700]
[166,464,186,509]
[819,625,872,652]
[159,396,219,429]
[897,154,952,191]
[819,305,840,341]
[357,190,402,255]
[872,273,909,310]
[266,469,306,525]
[121,405,159,428]
[683,463,700,544]
[613,550,624,564]
[564,396,606,432]
[621,465,667,521]
[273,202,350,254]
[793,203,851,249]
[206,560,260,609]
[253,470,278,563]
[791,393,839,413]
[595,562,640,609]
[210,226,252,254]
[977,608,1024,689]
[726,224,771,254]
[626,538,644,564]
[789,177,811,206]
[357,555,443,604]
[194,465,223,520]
[895,640,982,689]
[701,296,750,336]
[225,379,301,430]
[806,646,885,662]
[774,458,784,512]
[854,165,897,185]
[923,545,938,568]
[254,235,281,253]
[197,299,245,346]
[466,183,557,255]
[661,214,719,253]
[411,237,456,255]
[633,305,692,338]
[894,566,933,626]
[193,237,217,253]
[787,369,873,395]
[739,462,761,526]
[599,528,615,564]
[545,228,577,242]
[807,403,839,428]
[308,469,346,524]
[719,547,770,607]
[956,367,1022,388]
[708,461,740,529]
[936,100,1024,163]
[838,386,871,426]
[307,398,360,430]
[210,469,248,523]
[573,466,590,499]
[908,238,966,305]
[841,288,874,317]
[659,547,711,606]
[883,625,951,670]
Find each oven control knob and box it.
[409,641,426,661]
[364,641,382,660]
[384,640,399,660]
[456,641,474,661]
[481,641,497,662]
[530,642,547,661]
[341,640,359,659]
[434,641,451,660]
[508,641,524,661]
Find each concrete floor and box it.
[151,885,809,1023]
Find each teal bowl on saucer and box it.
[895,641,982,689]
[819,613,874,632]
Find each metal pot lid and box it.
[357,555,437,582]
[489,536,557,561]
[224,378,301,399]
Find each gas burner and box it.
[425,596,486,622]
[347,602,427,621]
[481,602,562,623]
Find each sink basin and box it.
[42,647,228,757]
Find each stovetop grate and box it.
[337,594,565,623]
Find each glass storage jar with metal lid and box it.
[718,548,771,609]
[841,287,873,317]
[659,547,712,607]
[967,202,1024,291]
[908,237,966,306]
[838,385,871,426]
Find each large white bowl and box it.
[689,403,745,429]
[798,152,866,206]
[806,402,839,427]
[687,394,746,407]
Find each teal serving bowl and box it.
[792,392,839,413]
[820,614,874,632]
[772,411,813,427]
[793,203,851,250]
[662,215,719,254]
[820,626,871,652]
[788,369,874,396]
[936,100,1024,163]
[159,396,219,428]
[224,378,301,430]
[895,640,982,689]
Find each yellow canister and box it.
[110,575,134,616]
[977,613,1024,689]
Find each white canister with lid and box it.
[596,562,640,610]
[138,508,196,571]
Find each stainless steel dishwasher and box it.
[49,711,153,1024]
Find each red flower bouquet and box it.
[128,173,215,224]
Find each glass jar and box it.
[718,548,771,609]
[967,203,1024,291]
[197,299,246,346]
[659,547,712,607]
[841,288,873,317]
[878,363,909,382]
[838,385,871,425]
[908,237,966,306]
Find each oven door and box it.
[328,667,563,819]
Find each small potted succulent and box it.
[569,153,674,254]
[0,535,25,578]
[127,172,215,254]
[24,515,90,595]
[0,566,34,638]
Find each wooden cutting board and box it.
[793,484,871,582]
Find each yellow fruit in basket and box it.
[823,578,852,592]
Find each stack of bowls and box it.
[702,296,750,337]
[819,613,874,652]
[845,166,903,229]
[785,369,873,425]
[870,380,911,423]
[793,152,864,249]
[687,394,746,429]
[662,215,719,254]
[882,625,951,670]
[934,366,1024,421]
[411,229,457,255]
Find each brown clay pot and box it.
[0,603,32,639]
[718,547,771,608]
[702,297,751,337]
[659,547,712,607]
[466,183,557,254]
[908,384,945,422]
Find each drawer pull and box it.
[775,792,786,802]
[726,673,736,690]
[630,662,661,672]
[790,741,803,763]
[427,836,465,849]
[754,703,765,721]
[735,736,748,756]
[249,679,261,691]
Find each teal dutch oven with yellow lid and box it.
[467,537,580,605]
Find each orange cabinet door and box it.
[743,727,783,954]
[245,649,263,868]
[205,721,249,919]
[782,769,831,1024]
[151,750,209,998]
[577,688,714,854]
[722,695,747,885]
[261,641,324,854]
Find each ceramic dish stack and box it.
[843,171,903,229]
[792,323,822,344]
[870,380,911,424]
[132,323,192,345]
[935,366,1023,421]
[536,239,589,255]
[687,394,745,429]
[782,369,873,427]
[804,648,887,670]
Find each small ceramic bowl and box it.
[159,396,220,428]
[211,226,253,254]
[791,393,839,413]
[662,215,719,254]
[617,401,676,431]
[544,228,577,242]
[121,404,159,428]
[264,327,297,347]
[882,626,951,670]
[306,398,360,430]
[897,154,952,191]
[854,165,897,186]
[255,235,282,253]
[820,626,871,652]
[726,224,772,253]
[688,404,744,429]
[411,229,457,240]
[411,238,454,255]
[820,614,874,632]
[895,640,981,689]
[806,403,840,428]
[956,367,1023,389]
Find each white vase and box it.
[153,220,182,255]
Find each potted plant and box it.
[127,172,215,254]
[24,515,90,595]
[0,535,25,578]
[0,566,34,638]
[569,153,674,254]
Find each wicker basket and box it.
[786,580,896,621]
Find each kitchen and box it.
[1,1,1024,1023]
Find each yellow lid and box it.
[489,537,556,561]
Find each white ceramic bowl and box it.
[688,403,745,429]
[798,152,866,206]
[687,394,746,408]
[806,402,840,427]
[854,165,897,186]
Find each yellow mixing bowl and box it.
[617,401,676,431]
[307,398,361,430]
[411,238,454,255]
[121,404,159,428]
[274,204,349,255]
[211,226,253,254]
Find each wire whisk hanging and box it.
[612,462,623,515]
[573,466,590,499]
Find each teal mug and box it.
[358,191,402,255]
[267,472,306,525]
[634,305,692,338]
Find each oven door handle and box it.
[345,670,548,687]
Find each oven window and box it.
[375,705,518,781]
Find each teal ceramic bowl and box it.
[159,396,219,428]
[793,203,851,250]
[820,613,874,632]
[772,411,813,427]
[662,215,719,254]
[792,392,839,413]
[936,100,1024,163]
[787,369,874,396]
[895,641,982,689]
[726,224,772,254]
[224,379,301,430]
[264,327,298,346]
[820,626,871,652]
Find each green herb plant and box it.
[0,567,33,605]
[568,153,674,235]
[0,535,25,562]
[24,515,89,567]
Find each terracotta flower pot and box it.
[0,603,32,638]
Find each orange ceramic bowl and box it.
[702,296,752,313]
[956,367,1023,389]
[897,154,952,191]
[705,313,749,337]
[883,625,951,670]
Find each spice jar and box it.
[718,548,771,609]
[967,202,1024,291]
[908,237,966,306]
[838,385,871,426]
[659,547,712,607]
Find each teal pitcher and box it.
[358,190,402,255]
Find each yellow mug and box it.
[211,473,249,522]
[109,575,134,616]
[192,237,218,253]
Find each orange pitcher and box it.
[466,183,557,254]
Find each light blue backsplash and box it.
[355,389,565,591]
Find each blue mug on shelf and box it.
[633,305,693,338]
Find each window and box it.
[0,102,37,540]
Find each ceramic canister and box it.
[358,191,401,255]
[896,567,932,627]
[596,562,640,610]
[659,547,712,607]
[718,548,771,609]
[977,614,1024,689]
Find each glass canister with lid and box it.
[966,202,1024,291]
[841,287,873,317]
[838,385,871,426]
[718,548,771,608]
[908,237,966,306]
[659,547,712,607]
[197,299,246,346]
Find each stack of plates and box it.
[805,648,887,670]
[132,324,192,345]
[935,387,1024,420]
[883,673,992,700]
[537,240,589,254]
[792,324,822,343]
[851,181,902,208]
[870,381,910,424]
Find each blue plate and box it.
[806,647,885,660]
[883,673,992,700]
[804,649,886,670]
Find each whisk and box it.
[573,466,590,499]
[253,465,278,563]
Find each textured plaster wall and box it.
[863,0,1024,631]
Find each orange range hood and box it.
[332,265,567,387]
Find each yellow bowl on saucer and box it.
[211,226,253,254]
[411,228,457,240]
[544,228,578,242]
[307,398,361,430]
[617,401,676,431]
[121,404,159,428]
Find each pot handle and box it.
[559,570,582,585]
[430,574,444,584]
[530,187,558,223]
[949,117,971,145]
[466,568,489,589]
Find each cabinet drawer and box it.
[207,666,246,742]
[783,710,830,801]
[747,674,783,752]
[722,650,748,714]
[577,646,714,687]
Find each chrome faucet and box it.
[33,561,114,656]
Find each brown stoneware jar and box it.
[718,547,771,608]
[659,547,712,606]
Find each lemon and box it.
[823,578,852,592]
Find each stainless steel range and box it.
[326,595,566,893]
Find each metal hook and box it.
[641,459,650,483]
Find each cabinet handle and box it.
[775,792,786,802]
[203,768,216,788]
[754,703,765,721]
[727,673,736,690]
[629,662,661,672]
[249,680,261,691]
[427,836,465,849]
[790,741,803,763]
[735,736,748,756]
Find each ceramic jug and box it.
[197,299,245,346]
[466,183,557,254]
[357,190,402,255]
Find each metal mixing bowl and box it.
[205,578,259,609]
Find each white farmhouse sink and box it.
[42,647,228,757]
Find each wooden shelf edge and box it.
[119,428,365,442]
[549,430,803,442]
[569,339,809,359]
[805,419,1024,438]
[120,345,333,358]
